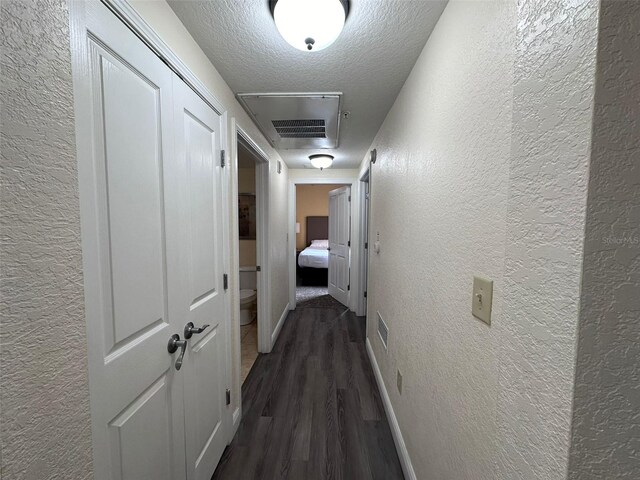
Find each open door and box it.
[328,186,351,306]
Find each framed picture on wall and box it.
[238,193,256,239]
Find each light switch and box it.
[472,276,493,325]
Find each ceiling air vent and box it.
[236,93,342,149]
[272,119,326,139]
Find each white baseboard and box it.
[271,302,290,348]
[231,406,241,438]
[366,338,416,480]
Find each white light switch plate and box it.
[472,276,493,325]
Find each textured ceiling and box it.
[168,0,448,168]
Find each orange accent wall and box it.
[295,184,344,250]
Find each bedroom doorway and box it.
[295,183,348,307]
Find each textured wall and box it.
[128,0,290,405]
[494,0,600,478]
[269,162,290,333]
[568,2,640,478]
[363,0,601,478]
[288,169,360,181]
[0,0,94,479]
[364,0,514,477]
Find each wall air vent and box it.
[236,93,342,149]
[377,311,388,350]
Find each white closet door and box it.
[328,186,351,306]
[73,2,186,479]
[172,78,229,480]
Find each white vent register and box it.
[237,93,342,149]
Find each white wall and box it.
[0,0,94,478]
[362,0,601,478]
[288,168,360,181]
[116,0,292,415]
[495,0,601,477]
[568,2,640,478]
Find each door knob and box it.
[167,334,187,371]
[184,322,210,339]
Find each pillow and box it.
[310,239,329,249]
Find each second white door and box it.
[173,79,229,480]
[328,186,351,306]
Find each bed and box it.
[297,216,329,286]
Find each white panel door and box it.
[328,186,351,306]
[74,2,186,479]
[172,78,229,480]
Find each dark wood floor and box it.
[212,298,404,480]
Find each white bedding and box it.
[298,244,329,269]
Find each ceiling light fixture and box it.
[271,0,349,52]
[309,154,334,170]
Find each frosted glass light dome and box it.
[309,154,334,169]
[273,0,347,52]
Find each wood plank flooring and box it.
[212,298,404,480]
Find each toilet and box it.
[239,267,257,326]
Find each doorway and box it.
[232,127,270,386]
[292,181,353,308]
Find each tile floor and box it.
[240,319,258,385]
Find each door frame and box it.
[288,175,362,312]
[230,121,272,361]
[70,0,236,469]
[357,167,371,317]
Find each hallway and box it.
[3,0,638,478]
[213,299,403,479]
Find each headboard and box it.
[306,216,328,246]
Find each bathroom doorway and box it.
[233,125,270,386]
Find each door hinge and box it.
[256,265,261,272]
[347,284,350,291]
[348,240,351,247]
[220,150,226,168]
[365,242,368,249]
[226,388,231,406]
[364,291,367,298]
[348,195,351,202]
[223,273,228,290]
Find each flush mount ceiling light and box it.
[309,154,334,170]
[270,0,349,52]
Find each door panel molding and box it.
[100,0,226,116]
[70,3,187,478]
[71,2,232,478]
[328,186,351,307]
[173,78,229,480]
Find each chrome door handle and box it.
[167,334,187,371]
[184,322,209,339]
